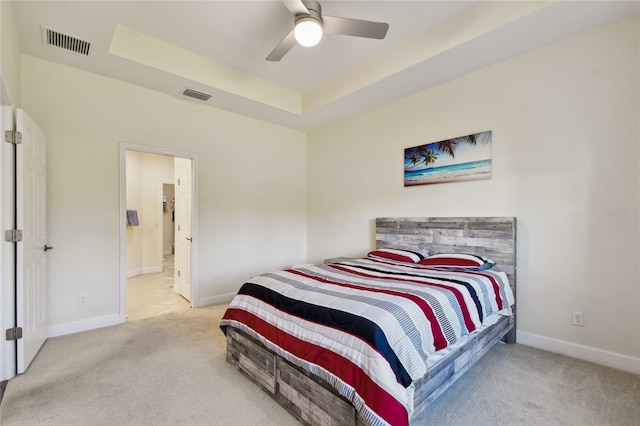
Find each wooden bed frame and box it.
[226,217,517,425]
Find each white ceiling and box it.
[10,1,640,131]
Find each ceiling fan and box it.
[266,0,390,62]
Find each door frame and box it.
[0,69,17,381]
[118,142,199,323]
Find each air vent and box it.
[182,89,212,102]
[41,26,91,56]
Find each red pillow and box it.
[367,248,426,264]
[419,253,495,271]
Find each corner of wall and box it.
[1,0,22,105]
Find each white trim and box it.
[119,141,199,323]
[0,68,17,381]
[0,123,14,378]
[142,266,163,274]
[198,292,237,307]
[517,330,640,375]
[126,269,143,279]
[47,314,122,338]
[126,267,164,278]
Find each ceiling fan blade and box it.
[322,15,389,39]
[282,0,309,16]
[266,30,297,62]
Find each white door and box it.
[174,158,192,302]
[16,109,48,374]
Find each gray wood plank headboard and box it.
[375,217,517,288]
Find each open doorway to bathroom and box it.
[120,144,196,321]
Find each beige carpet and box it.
[1,305,298,426]
[1,305,638,425]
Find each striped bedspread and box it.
[220,257,515,426]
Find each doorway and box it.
[119,143,197,323]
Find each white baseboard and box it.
[127,266,164,278]
[47,314,122,338]
[517,330,640,375]
[126,268,142,278]
[198,292,236,308]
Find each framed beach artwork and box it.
[404,130,492,187]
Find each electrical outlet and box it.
[78,294,88,306]
[572,311,584,326]
[248,272,255,279]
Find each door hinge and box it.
[4,130,22,144]
[177,270,181,278]
[5,327,23,341]
[4,229,23,242]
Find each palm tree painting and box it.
[404,130,492,186]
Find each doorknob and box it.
[44,245,54,252]
[185,237,192,242]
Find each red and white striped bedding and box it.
[220,257,515,426]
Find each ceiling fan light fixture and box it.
[294,17,323,47]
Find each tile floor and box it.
[126,255,191,321]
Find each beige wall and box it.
[140,153,173,272]
[308,16,639,368]
[20,55,308,331]
[125,151,144,276]
[0,0,20,104]
[125,151,174,277]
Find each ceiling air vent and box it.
[42,26,91,56]
[182,89,212,102]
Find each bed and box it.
[220,217,516,426]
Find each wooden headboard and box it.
[375,217,517,288]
